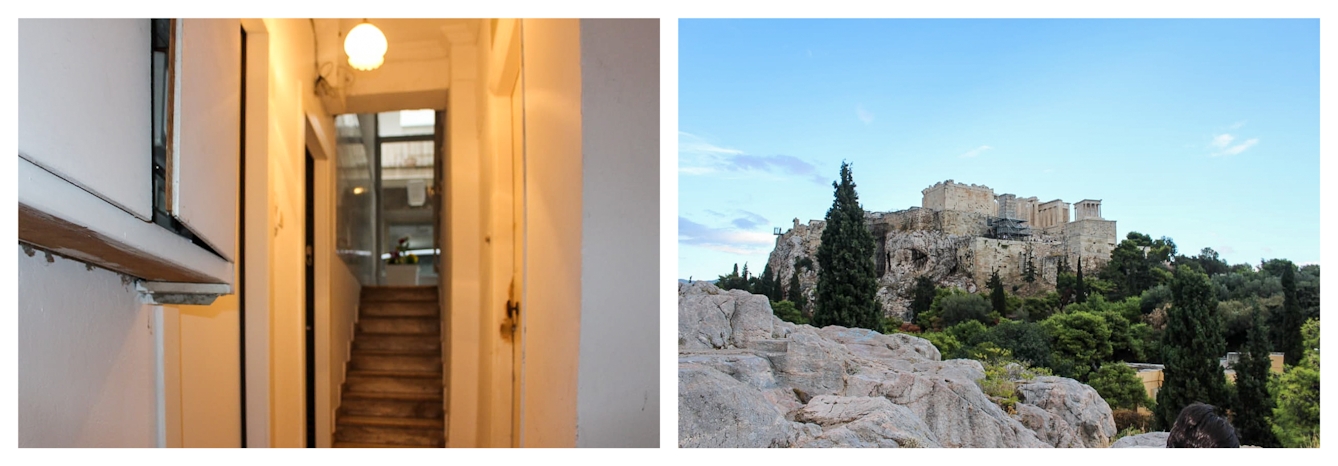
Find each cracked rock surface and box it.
[678,282,1116,448]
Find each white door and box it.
[171,18,241,261]
[18,19,153,220]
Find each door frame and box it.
[303,149,316,448]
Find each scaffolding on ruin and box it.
[990,194,1033,240]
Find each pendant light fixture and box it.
[344,20,387,71]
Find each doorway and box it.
[304,149,315,448]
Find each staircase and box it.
[335,286,446,448]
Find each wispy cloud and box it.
[1210,136,1259,157]
[679,132,828,185]
[1229,121,1247,130]
[730,210,769,230]
[959,145,993,158]
[856,105,874,125]
[679,216,776,256]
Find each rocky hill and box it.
[679,281,1117,448]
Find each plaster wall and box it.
[18,246,157,447]
[575,18,660,448]
[518,18,583,448]
[259,18,333,447]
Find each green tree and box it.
[1040,311,1112,380]
[978,320,1051,367]
[1271,318,1319,448]
[787,270,807,315]
[812,162,880,330]
[1100,232,1176,301]
[771,300,807,326]
[909,275,937,323]
[1154,266,1229,430]
[1076,256,1087,304]
[758,263,780,301]
[1279,262,1304,366]
[1233,308,1278,447]
[1088,363,1150,410]
[988,269,1006,316]
[1023,249,1037,283]
[938,292,992,328]
[716,263,750,292]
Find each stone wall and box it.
[1074,200,1103,221]
[922,180,996,217]
[1063,218,1117,270]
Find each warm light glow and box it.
[353,186,366,195]
[344,22,387,71]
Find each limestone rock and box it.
[1110,431,1169,448]
[793,395,940,448]
[1014,403,1084,448]
[678,364,801,448]
[1016,376,1117,448]
[678,282,1114,448]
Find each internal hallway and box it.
[17,18,659,448]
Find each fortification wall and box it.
[922,180,996,217]
[1064,218,1117,269]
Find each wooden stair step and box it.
[333,441,425,448]
[348,369,441,378]
[353,334,441,352]
[361,286,438,303]
[338,415,443,429]
[357,317,440,334]
[351,352,442,373]
[335,424,444,447]
[360,301,439,317]
[343,391,442,402]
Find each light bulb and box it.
[344,22,387,71]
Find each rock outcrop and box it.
[1110,432,1169,448]
[679,282,1117,448]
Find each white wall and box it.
[518,18,584,448]
[575,18,660,448]
[17,246,158,447]
[174,296,242,447]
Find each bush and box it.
[921,331,961,358]
[938,292,992,327]
[977,320,1052,367]
[1088,363,1149,410]
[1112,409,1152,433]
[945,320,987,346]
[771,300,807,325]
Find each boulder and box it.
[678,282,1117,448]
[793,395,940,448]
[1016,376,1117,448]
[1110,431,1169,448]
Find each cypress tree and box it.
[759,263,779,302]
[988,269,1006,316]
[788,270,807,314]
[1076,256,1087,304]
[1023,251,1036,283]
[1280,262,1303,366]
[813,162,880,330]
[909,275,937,323]
[1154,266,1230,430]
[1233,308,1279,447]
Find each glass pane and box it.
[377,109,435,137]
[334,113,378,284]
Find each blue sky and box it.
[678,19,1319,281]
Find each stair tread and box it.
[333,441,432,448]
[348,369,443,378]
[352,348,442,356]
[339,391,444,401]
[338,415,444,429]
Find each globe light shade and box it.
[345,23,387,71]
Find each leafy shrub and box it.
[938,292,991,327]
[1088,363,1150,410]
[1112,409,1152,433]
[899,322,921,333]
[771,300,807,325]
[921,331,961,358]
[977,320,1052,367]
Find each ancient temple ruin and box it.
[769,179,1118,319]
